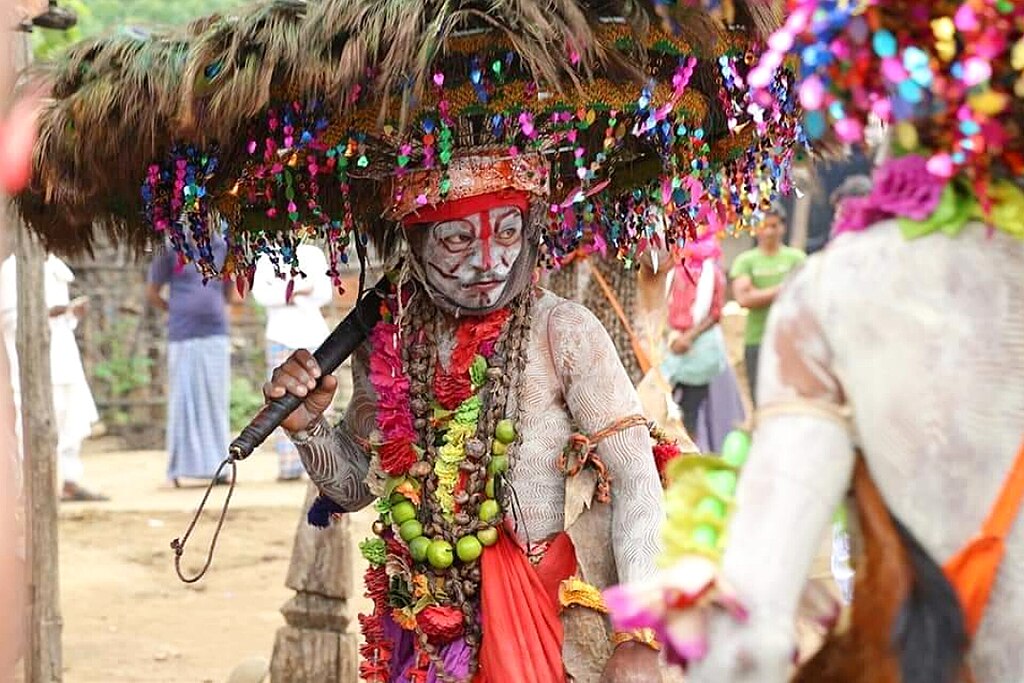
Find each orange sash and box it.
[943,439,1024,637]
[476,529,575,683]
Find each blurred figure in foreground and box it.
[606,4,1024,680]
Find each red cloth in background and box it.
[667,261,726,332]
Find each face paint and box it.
[419,205,524,310]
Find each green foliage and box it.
[229,375,265,433]
[93,318,153,397]
[92,317,153,425]
[31,0,248,60]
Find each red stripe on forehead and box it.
[400,190,530,228]
[479,209,492,269]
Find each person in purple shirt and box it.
[146,239,232,486]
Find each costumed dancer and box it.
[606,2,1024,682]
[12,0,804,679]
[268,154,668,680]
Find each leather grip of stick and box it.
[228,278,386,460]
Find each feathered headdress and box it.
[18,0,800,287]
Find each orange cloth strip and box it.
[476,528,575,683]
[944,438,1024,637]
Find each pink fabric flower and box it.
[603,557,753,669]
[831,195,886,236]
[370,320,417,443]
[870,154,944,220]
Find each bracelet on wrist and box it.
[611,628,661,652]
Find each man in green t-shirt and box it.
[729,205,806,403]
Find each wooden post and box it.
[269,483,359,683]
[789,165,813,252]
[15,222,62,682]
[269,306,360,682]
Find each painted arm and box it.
[297,344,376,510]
[265,343,378,511]
[689,260,856,683]
[552,302,664,584]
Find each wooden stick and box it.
[15,222,63,683]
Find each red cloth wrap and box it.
[476,528,576,683]
[401,191,531,228]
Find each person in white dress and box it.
[0,254,106,501]
[250,243,334,480]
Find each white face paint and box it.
[419,205,524,310]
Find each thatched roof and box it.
[17,0,785,260]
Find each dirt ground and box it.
[30,437,374,683]
[22,314,756,682]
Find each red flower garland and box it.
[359,564,394,682]
[416,605,466,644]
[361,299,514,676]
[379,439,419,476]
[434,371,474,410]
[433,309,511,409]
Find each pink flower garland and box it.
[368,319,417,474]
[832,155,946,237]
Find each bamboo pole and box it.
[789,165,813,252]
[15,222,62,683]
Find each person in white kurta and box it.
[0,255,106,501]
[250,243,334,480]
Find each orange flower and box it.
[392,608,417,631]
[395,481,421,505]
